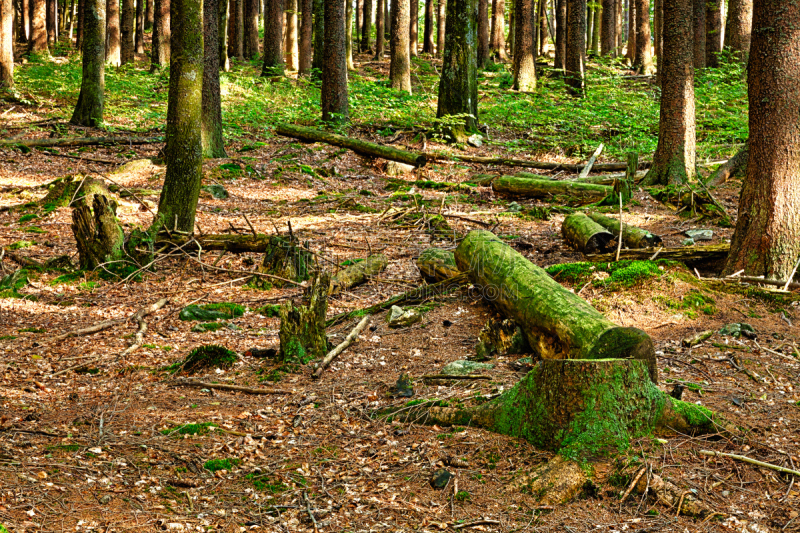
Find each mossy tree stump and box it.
[255,236,313,288]
[416,248,460,282]
[278,272,330,364]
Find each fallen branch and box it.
[452,519,501,530]
[579,143,604,179]
[433,153,652,172]
[0,135,161,148]
[52,297,169,342]
[421,374,492,381]
[706,144,748,187]
[585,244,730,268]
[312,314,371,379]
[634,469,718,518]
[118,298,170,358]
[699,450,800,477]
[172,380,292,395]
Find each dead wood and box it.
[434,153,652,172]
[706,144,748,187]
[312,314,371,379]
[172,380,291,395]
[330,254,388,294]
[51,297,170,342]
[585,244,730,269]
[0,135,161,148]
[118,298,170,358]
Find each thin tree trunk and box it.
[614,0,621,52]
[490,0,505,59]
[355,0,361,45]
[360,0,370,51]
[653,0,660,62]
[724,0,751,62]
[512,0,534,90]
[311,0,322,70]
[284,0,298,67]
[345,0,354,66]
[375,0,384,56]
[590,0,599,54]
[692,0,704,68]
[724,0,800,280]
[321,0,348,122]
[218,0,229,69]
[540,0,549,55]
[228,0,242,58]
[625,0,634,63]
[23,0,31,42]
[704,0,720,67]
[202,0,226,157]
[76,0,83,48]
[631,0,650,72]
[600,0,613,54]
[476,0,487,66]
[436,0,444,56]
[642,0,695,186]
[46,0,56,47]
[437,0,478,133]
[106,0,120,64]
[145,0,152,28]
[299,0,312,71]
[150,0,169,70]
[70,0,103,125]
[553,0,564,69]
[409,0,417,56]
[390,0,410,91]
[565,0,585,93]
[243,0,259,58]
[0,0,13,88]
[261,0,283,74]
[134,0,143,52]
[384,0,388,38]
[29,0,47,52]
[120,0,134,63]
[422,0,432,53]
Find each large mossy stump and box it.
[255,236,313,288]
[455,230,657,382]
[475,317,529,360]
[278,272,330,364]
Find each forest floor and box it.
[0,49,798,533]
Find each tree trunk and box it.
[692,0,704,68]
[21,0,31,43]
[202,0,226,158]
[564,0,585,93]
[476,0,488,66]
[512,0,534,90]
[70,0,104,125]
[105,0,120,64]
[631,0,650,73]
[360,0,370,51]
[724,0,751,62]
[156,0,203,234]
[586,243,729,268]
[390,0,410,91]
[284,0,298,68]
[653,0,661,65]
[330,254,388,294]
[243,0,259,58]
[562,212,615,253]
[299,0,312,71]
[134,0,143,52]
[71,194,126,271]
[489,0,505,59]
[437,0,477,135]
[723,1,800,280]
[279,273,330,364]
[588,212,662,248]
[492,175,612,202]
[422,0,432,53]
[374,0,384,57]
[355,0,361,44]
[589,0,599,55]
[321,0,348,122]
[553,0,564,68]
[150,0,169,70]
[228,0,242,58]
[145,0,152,28]
[599,0,613,55]
[384,0,389,39]
[416,248,460,282]
[75,0,82,48]
[255,235,312,287]
[311,0,322,71]
[261,0,283,74]
[29,0,47,53]
[345,0,354,66]
[409,0,417,56]
[625,0,634,63]
[46,0,56,47]
[436,0,444,56]
[0,0,12,88]
[642,0,694,186]
[120,0,134,63]
[218,0,229,70]
[704,0,720,67]
[614,0,621,52]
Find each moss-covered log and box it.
[475,317,529,360]
[330,254,388,294]
[455,230,657,381]
[588,212,662,249]
[0,136,161,148]
[561,213,616,254]
[440,153,652,172]
[416,248,460,282]
[276,123,427,167]
[585,243,730,270]
[278,272,330,364]
[492,175,614,203]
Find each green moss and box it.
[659,290,717,319]
[18,327,45,333]
[50,272,84,285]
[179,302,245,321]
[203,458,241,472]
[670,400,714,430]
[546,260,668,289]
[167,344,238,374]
[455,490,471,502]
[191,322,226,332]
[23,226,46,233]
[246,473,289,493]
[8,240,36,250]
[18,214,39,223]
[161,422,219,436]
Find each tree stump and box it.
[71,194,126,271]
[278,272,330,364]
[255,236,313,288]
[416,248,460,282]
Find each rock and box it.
[200,184,229,199]
[387,305,422,328]
[441,360,494,376]
[506,201,523,213]
[385,161,415,176]
[99,494,112,504]
[685,229,713,241]
[682,330,714,348]
[467,134,483,148]
[430,468,453,489]
[719,323,756,338]
[393,373,414,397]
[681,238,695,246]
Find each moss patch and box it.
[203,458,241,472]
[167,345,238,374]
[179,302,245,321]
[160,422,219,436]
[546,260,669,289]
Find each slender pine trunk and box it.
[202,0,226,158]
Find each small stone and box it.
[681,238,695,246]
[441,360,494,376]
[719,323,756,338]
[722,490,730,497]
[685,229,713,241]
[467,134,483,148]
[430,468,453,489]
[385,161,415,176]
[200,184,229,199]
[387,305,422,328]
[506,201,523,213]
[99,494,112,504]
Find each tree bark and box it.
[489,0,505,59]
[562,212,615,253]
[22,0,31,43]
[724,1,800,280]
[390,0,411,91]
[227,0,242,58]
[409,0,417,56]
[374,0,384,57]
[261,0,283,74]
[0,0,12,88]
[145,0,152,28]
[422,0,432,53]
[105,0,120,64]
[355,0,361,45]
[299,0,312,71]
[345,0,354,66]
[330,254,388,294]
[71,194,126,271]
[243,0,258,58]
[589,0,599,55]
[564,0,585,93]
[29,0,47,52]
[311,0,322,71]
[476,0,488,66]
[76,0,83,49]
[70,0,104,125]
[493,175,611,201]
[134,0,144,52]
[360,0,370,51]
[724,0,751,62]
[46,0,56,47]
[284,0,298,68]
[631,0,650,73]
[588,212,662,248]
[625,0,634,62]
[321,0,348,122]
[586,243,729,269]
[279,273,330,364]
[218,0,229,69]
[437,0,477,133]
[512,0,534,90]
[599,0,613,55]
[436,0,444,56]
[553,0,564,68]
[692,0,704,68]
[120,0,134,63]
[150,0,169,70]
[156,0,203,234]
[704,0,720,67]
[202,0,226,158]
[642,0,694,186]
[653,0,661,65]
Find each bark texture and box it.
[202,0,226,158]
[553,0,564,68]
[284,0,299,68]
[218,0,229,70]
[416,248,460,282]
[588,212,662,248]
[705,0,720,67]
[565,0,585,93]
[600,0,614,55]
[157,0,203,233]
[321,0,348,122]
[300,0,312,71]
[330,254,388,294]
[70,0,105,126]
[437,0,477,132]
[631,0,651,73]
[29,0,47,53]
[724,0,751,61]
[642,0,695,186]
[106,0,121,65]
[476,0,488,66]
[436,0,444,56]
[0,0,12,88]
[692,0,704,68]
[512,0,534,90]
[492,175,611,201]
[409,0,417,55]
[390,0,411,91]
[145,0,152,28]
[311,0,323,72]
[422,0,433,53]
[723,1,800,280]
[375,0,385,57]
[489,0,505,59]
[278,273,330,364]
[150,0,170,70]
[120,0,135,63]
[561,213,615,253]
[71,194,125,271]
[360,0,371,51]
[262,0,283,75]
[345,0,354,67]
[227,0,242,58]
[135,0,144,53]
[243,0,259,58]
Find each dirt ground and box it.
[1,114,799,533]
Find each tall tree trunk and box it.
[243,0,258,57]
[354,0,360,45]
[0,0,13,88]
[553,0,564,69]
[300,0,312,71]
[692,0,704,68]
[512,0,534,90]
[631,0,650,72]
[437,0,477,133]
[218,0,229,69]
[150,0,169,70]
[145,0,152,28]
[653,0,661,63]
[311,0,322,71]
[321,0,347,122]
[489,0,505,59]
[723,0,800,280]
[134,0,144,52]
[46,0,56,47]
[476,0,487,66]
[29,0,47,52]
[704,0,720,67]
[202,0,226,157]
[565,0,585,93]
[614,0,620,51]
[19,0,30,42]
[624,0,634,63]
[71,0,105,125]
[360,0,370,51]
[120,0,134,63]
[344,0,354,66]
[724,0,751,62]
[374,0,384,56]
[422,0,432,53]
[390,0,410,91]
[227,0,242,58]
[409,0,417,55]
[590,0,599,54]
[600,0,613,54]
[642,0,694,186]
[284,0,298,67]
[384,0,389,39]
[261,0,283,74]
[75,0,83,47]
[436,0,443,56]
[106,0,120,65]
[158,0,203,234]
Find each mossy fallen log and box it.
[276,123,427,167]
[588,212,662,249]
[585,244,730,270]
[0,136,161,148]
[492,175,618,205]
[164,234,277,253]
[416,248,460,282]
[439,153,651,172]
[561,213,616,254]
[455,230,657,381]
[330,254,388,294]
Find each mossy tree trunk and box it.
[390,0,411,91]
[71,194,125,270]
[106,0,121,65]
[416,247,459,282]
[70,0,105,127]
[321,0,348,123]
[330,254,388,294]
[150,0,170,70]
[256,235,313,288]
[436,0,478,134]
[202,0,227,158]
[512,0,535,90]
[279,272,330,364]
[262,0,283,75]
[155,0,204,234]
[562,212,615,253]
[564,0,585,93]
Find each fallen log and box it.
[163,233,284,253]
[706,144,748,186]
[588,212,662,248]
[0,135,161,148]
[562,213,616,254]
[437,153,652,172]
[312,314,371,379]
[275,123,427,167]
[416,248,460,282]
[455,230,657,380]
[172,380,291,395]
[492,175,614,203]
[579,143,604,178]
[585,243,730,269]
[330,254,388,294]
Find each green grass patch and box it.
[8,240,36,250]
[547,260,669,288]
[19,327,45,333]
[160,422,219,436]
[203,458,241,472]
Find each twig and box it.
[619,466,646,503]
[312,314,371,379]
[615,191,623,261]
[51,296,168,342]
[699,450,800,477]
[579,143,604,179]
[242,213,257,237]
[171,379,291,395]
[453,519,501,530]
[303,491,319,533]
[784,256,800,292]
[421,374,492,381]
[675,490,690,516]
[183,252,303,286]
[117,298,169,359]
[440,212,493,228]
